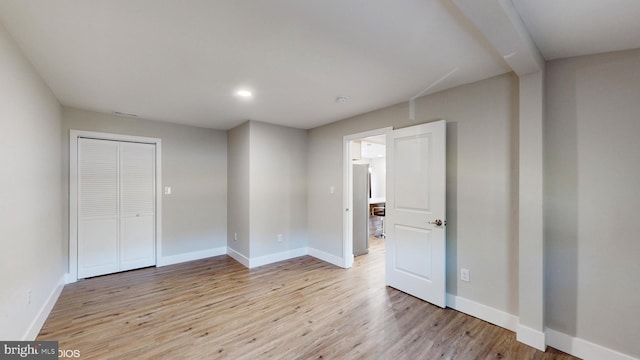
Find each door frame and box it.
[69,130,162,282]
[342,127,392,268]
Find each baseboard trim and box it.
[157,246,227,267]
[445,293,519,332]
[517,324,546,351]
[226,247,250,268]
[546,328,638,360]
[23,275,65,340]
[227,246,348,269]
[249,248,308,268]
[444,294,637,359]
[308,247,345,268]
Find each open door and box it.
[385,120,446,307]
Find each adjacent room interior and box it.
[1,1,639,359]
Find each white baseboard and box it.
[445,293,519,332]
[546,328,639,360]
[308,247,345,268]
[517,324,546,351]
[227,247,309,269]
[226,247,250,268]
[23,275,65,340]
[445,294,637,359]
[65,247,228,282]
[157,246,227,267]
[249,248,308,268]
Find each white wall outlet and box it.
[164,186,172,195]
[234,232,237,241]
[277,234,283,242]
[27,289,31,304]
[461,268,470,282]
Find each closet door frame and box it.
[70,130,162,282]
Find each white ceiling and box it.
[511,0,640,60]
[361,141,386,159]
[0,1,638,130]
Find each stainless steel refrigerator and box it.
[353,164,369,256]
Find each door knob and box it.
[428,219,443,226]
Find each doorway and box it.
[342,127,391,268]
[343,121,447,307]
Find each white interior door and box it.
[119,142,156,271]
[77,138,156,278]
[78,138,119,278]
[385,120,446,307]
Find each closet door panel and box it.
[120,215,155,270]
[120,142,156,270]
[78,219,119,278]
[77,138,119,278]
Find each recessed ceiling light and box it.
[236,90,253,97]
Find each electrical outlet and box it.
[277,234,283,242]
[234,232,237,241]
[461,268,470,282]
[27,289,31,305]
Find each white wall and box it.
[62,107,228,262]
[369,157,386,200]
[308,73,519,315]
[0,22,63,339]
[545,48,640,358]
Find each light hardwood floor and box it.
[39,238,578,359]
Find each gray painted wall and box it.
[308,73,520,315]
[249,121,308,257]
[227,121,308,259]
[62,107,227,263]
[0,23,63,339]
[227,121,251,256]
[545,49,640,358]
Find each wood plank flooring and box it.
[38,238,578,359]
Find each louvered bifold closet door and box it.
[78,138,120,278]
[119,142,156,271]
